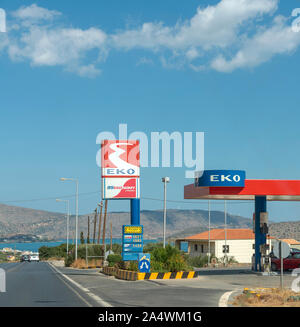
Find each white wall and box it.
[188,241,215,257]
[215,239,254,263]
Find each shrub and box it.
[65,255,73,267]
[107,254,122,267]
[168,254,190,272]
[39,244,74,260]
[128,261,138,272]
[150,244,191,272]
[187,255,209,268]
[111,243,122,255]
[219,255,238,265]
[143,242,163,253]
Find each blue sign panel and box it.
[122,225,144,261]
[180,241,189,253]
[195,170,246,187]
[123,252,141,261]
[138,253,150,273]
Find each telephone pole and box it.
[93,208,97,244]
[87,216,90,244]
[102,200,108,249]
[97,202,103,244]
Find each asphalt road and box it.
[0,262,228,307]
[57,265,228,307]
[2,262,292,307]
[0,262,100,307]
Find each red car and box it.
[271,251,300,271]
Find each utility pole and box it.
[87,216,90,244]
[162,177,170,248]
[110,221,113,251]
[97,202,103,244]
[102,200,108,249]
[93,208,97,244]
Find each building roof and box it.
[279,239,300,245]
[178,228,274,241]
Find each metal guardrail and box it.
[85,243,107,267]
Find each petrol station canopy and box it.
[185,177,300,201]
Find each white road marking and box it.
[48,262,113,307]
[218,290,237,307]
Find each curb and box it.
[79,266,101,269]
[101,267,198,281]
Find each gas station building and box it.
[184,170,300,271]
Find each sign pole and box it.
[280,241,283,289]
[131,199,140,225]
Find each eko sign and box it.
[195,170,246,187]
[101,140,140,199]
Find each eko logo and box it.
[0,8,6,33]
[210,174,241,183]
[196,170,246,187]
[97,124,204,179]
[101,140,140,177]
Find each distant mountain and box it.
[269,222,300,241]
[0,203,298,242]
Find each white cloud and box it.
[9,27,106,65]
[7,5,107,77]
[2,1,300,76]
[112,0,278,51]
[211,17,300,72]
[12,4,61,22]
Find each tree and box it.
[80,231,85,244]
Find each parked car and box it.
[271,251,300,271]
[20,255,29,262]
[28,253,39,262]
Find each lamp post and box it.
[224,200,227,266]
[208,200,211,266]
[60,177,79,261]
[56,199,70,256]
[162,177,170,248]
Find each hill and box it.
[0,203,299,242]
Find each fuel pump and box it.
[260,212,270,272]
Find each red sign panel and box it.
[101,140,140,177]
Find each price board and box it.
[122,225,143,261]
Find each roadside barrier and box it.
[137,271,198,280]
[101,267,198,281]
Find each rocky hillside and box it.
[0,203,299,242]
[269,221,300,241]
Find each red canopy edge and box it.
[184,180,300,201]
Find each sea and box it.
[0,238,158,253]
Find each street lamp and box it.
[162,177,170,248]
[56,199,70,256]
[60,177,79,261]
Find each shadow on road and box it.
[196,268,254,276]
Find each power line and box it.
[0,192,253,206]
[0,191,100,204]
[141,196,253,205]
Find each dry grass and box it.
[233,288,300,307]
[71,259,103,269]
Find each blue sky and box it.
[1,0,300,223]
